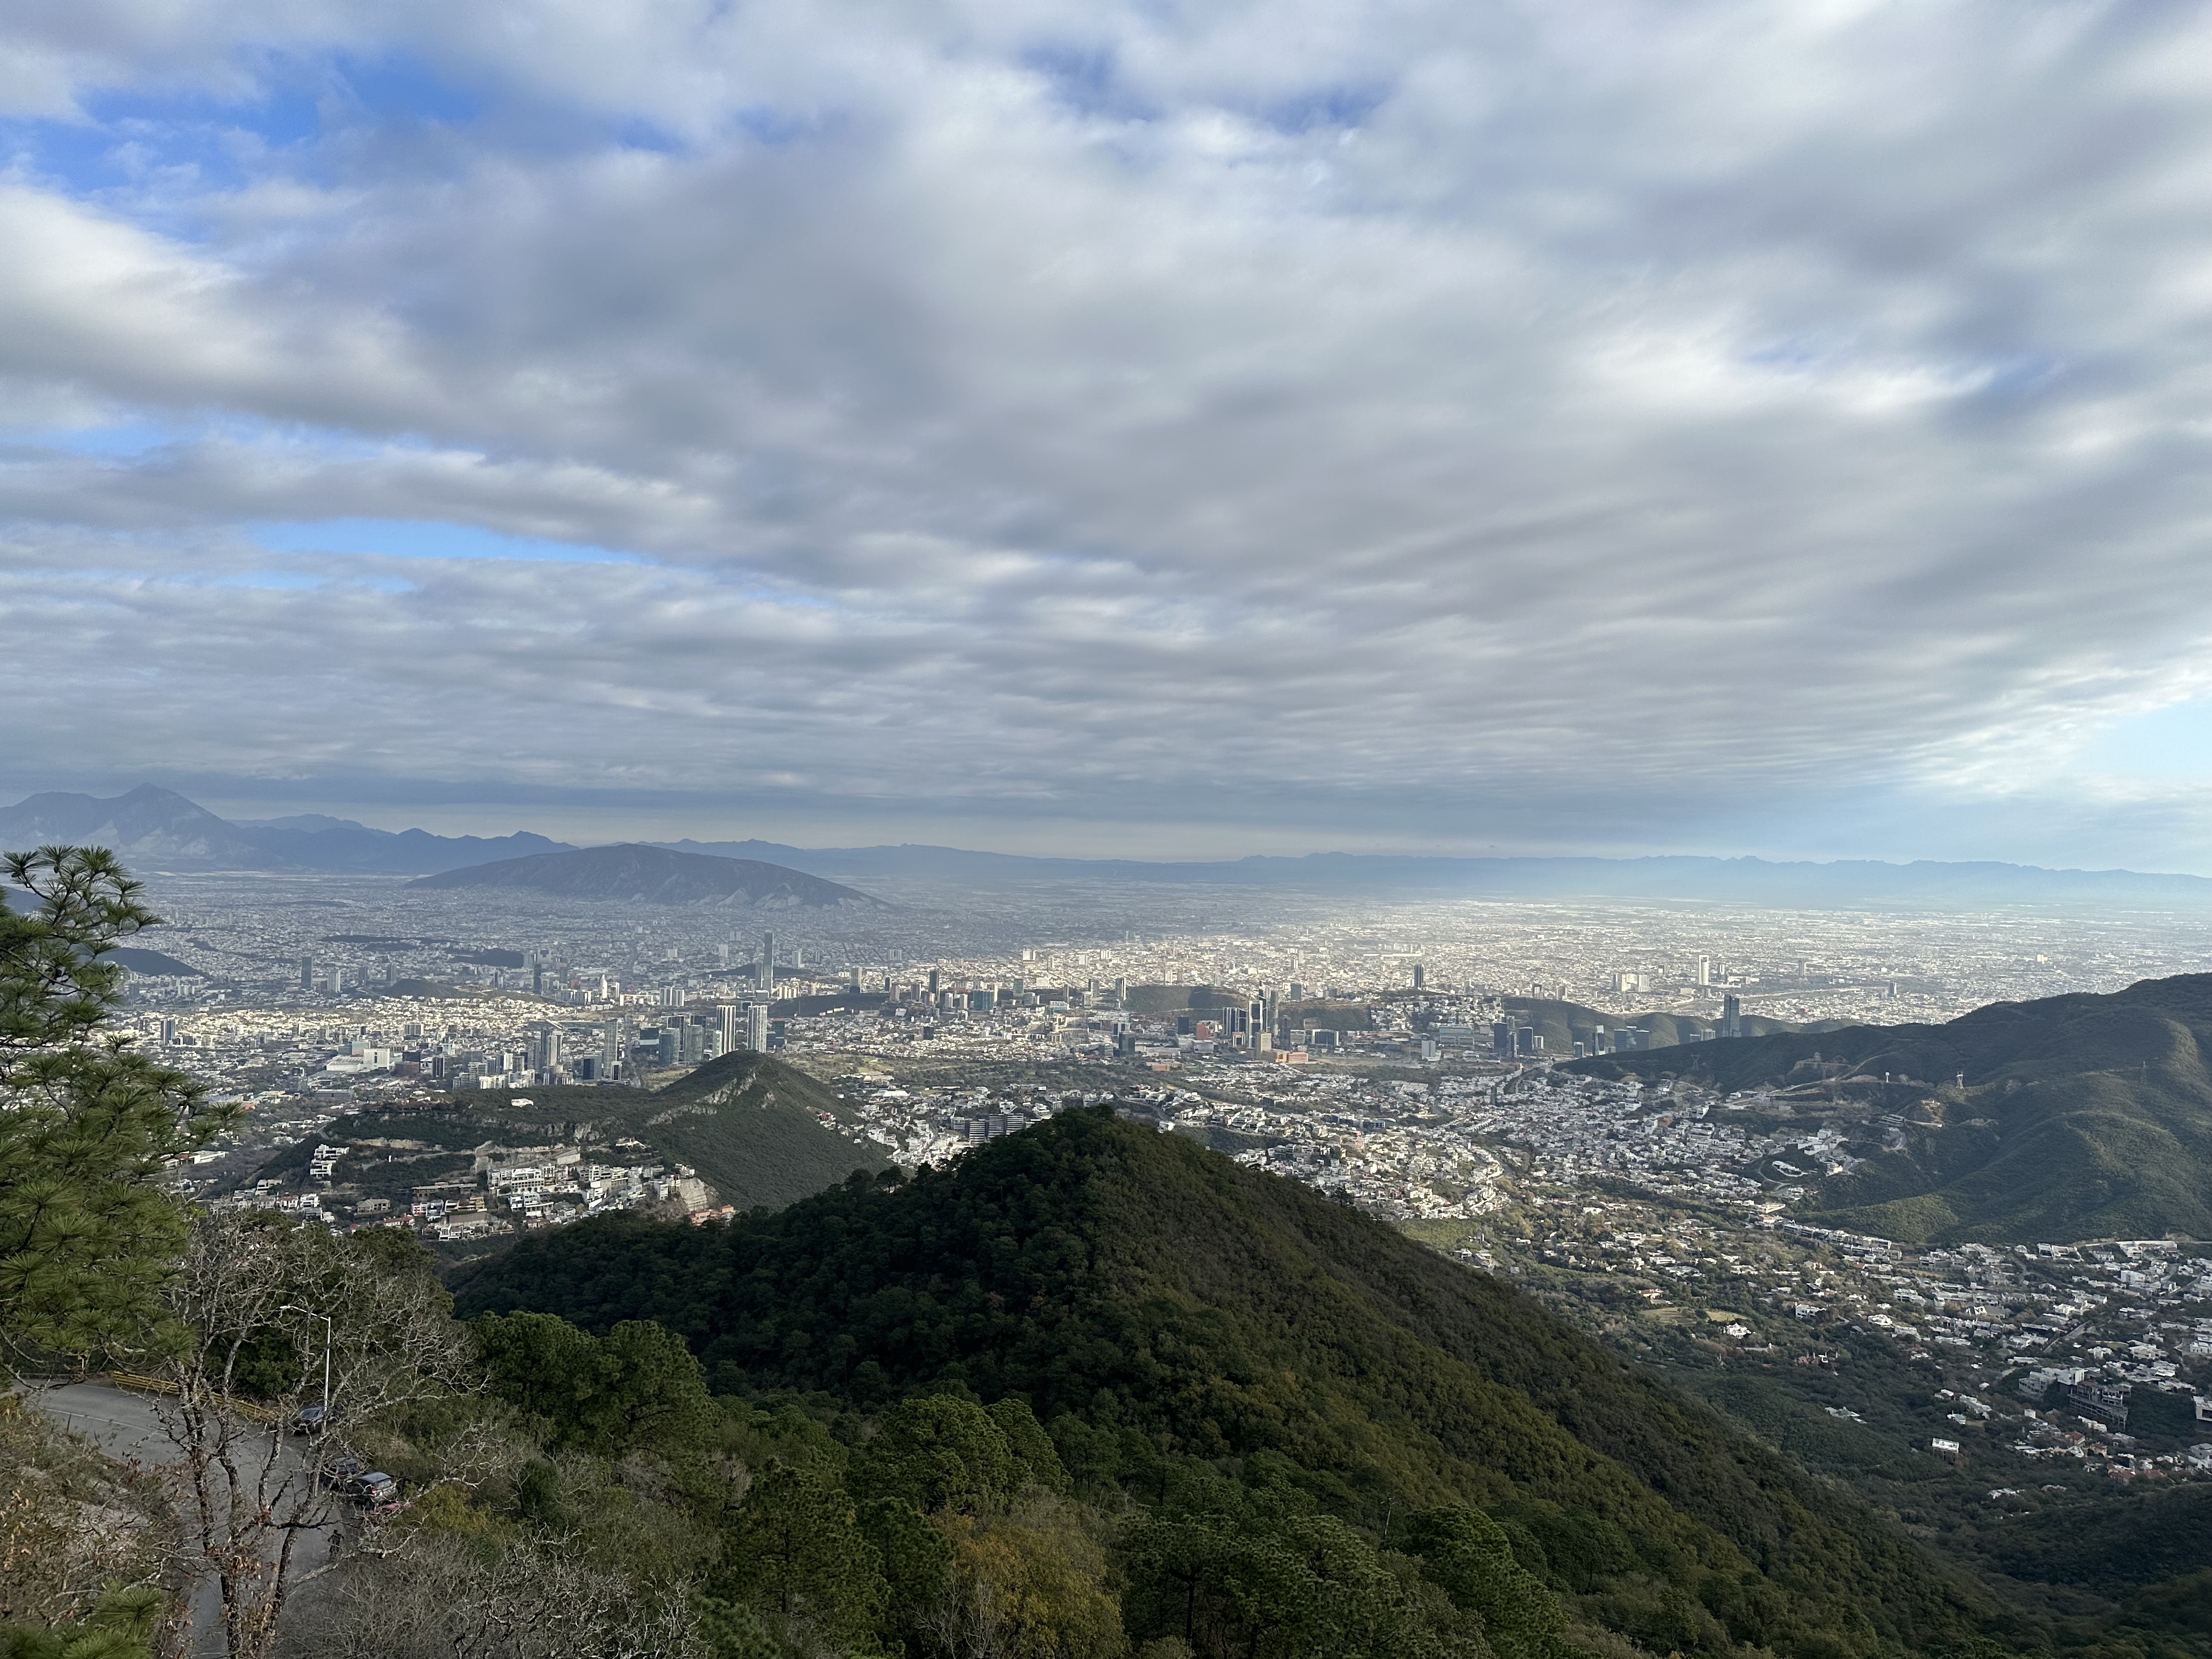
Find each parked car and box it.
[338,1471,398,1505]
[318,1456,365,1489]
[291,1404,333,1435]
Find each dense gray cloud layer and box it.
[4,1,2212,861]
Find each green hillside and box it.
[1566,973,2212,1243]
[461,1051,888,1211]
[1499,997,1802,1057]
[458,1109,2001,1658]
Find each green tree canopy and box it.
[851,1394,1024,1516]
[0,847,220,1365]
[471,1311,717,1454]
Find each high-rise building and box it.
[759,932,777,988]
[928,968,943,994]
[328,966,345,995]
[529,1025,563,1071]
[1694,955,1712,987]
[746,1003,770,1052]
[298,955,314,992]
[1721,994,1743,1039]
[1412,963,1425,991]
[720,1003,740,1053]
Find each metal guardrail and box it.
[106,1369,177,1396]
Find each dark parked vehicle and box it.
[318,1456,365,1489]
[338,1471,398,1505]
[291,1404,333,1435]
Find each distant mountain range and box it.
[1572,971,2212,1243]
[407,843,883,908]
[0,786,572,874]
[10,785,2212,906]
[662,838,2212,907]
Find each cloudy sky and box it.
[6,1,2212,865]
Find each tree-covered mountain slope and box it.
[462,1051,888,1212]
[1498,996,1805,1056]
[634,1049,891,1209]
[1568,972,2212,1243]
[458,1109,2001,1657]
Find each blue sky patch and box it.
[252,518,648,565]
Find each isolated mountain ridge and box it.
[1570,970,2212,1242]
[458,1109,1997,1658]
[406,842,885,908]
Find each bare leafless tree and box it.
[276,1536,701,1659]
[146,1214,472,1659]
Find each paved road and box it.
[27,1381,341,1656]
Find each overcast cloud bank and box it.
[6,2,2212,863]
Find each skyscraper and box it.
[746,1003,770,1052]
[1721,994,1742,1039]
[758,930,777,989]
[1694,955,1712,987]
[1412,963,1425,990]
[720,1002,740,1053]
[299,955,313,992]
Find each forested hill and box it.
[459,1051,887,1213]
[458,1109,2000,1658]
[1499,995,1803,1055]
[1567,972,2212,1242]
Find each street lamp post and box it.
[278,1305,335,1423]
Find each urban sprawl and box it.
[120,871,2212,1496]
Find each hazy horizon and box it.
[19,778,2212,880]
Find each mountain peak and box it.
[460,1110,1990,1655]
[0,786,576,874]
